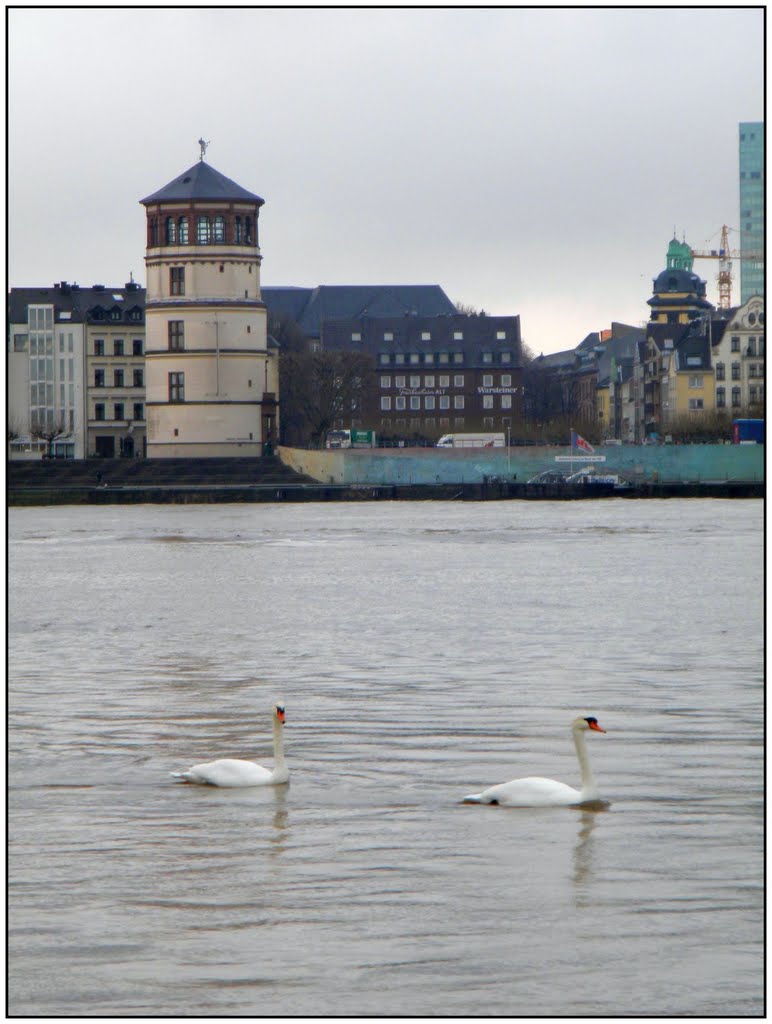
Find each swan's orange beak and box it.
[589,720,606,733]
[276,708,286,723]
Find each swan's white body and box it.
[464,715,606,807]
[172,704,288,788]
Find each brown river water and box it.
[8,499,764,1016]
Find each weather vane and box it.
[198,137,210,161]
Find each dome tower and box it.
[647,236,713,325]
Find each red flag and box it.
[571,430,594,454]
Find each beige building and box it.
[140,153,277,457]
[711,295,765,415]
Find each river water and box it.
[8,499,764,1017]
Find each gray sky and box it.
[8,8,764,355]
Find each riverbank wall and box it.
[279,442,765,487]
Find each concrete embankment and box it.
[279,442,765,487]
[7,447,764,506]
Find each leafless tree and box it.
[30,416,70,457]
[279,350,371,446]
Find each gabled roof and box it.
[261,284,457,337]
[140,160,264,205]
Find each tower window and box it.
[168,321,184,351]
[245,217,252,244]
[213,216,225,243]
[169,372,185,403]
[197,216,211,244]
[165,217,177,244]
[234,217,242,243]
[178,217,189,244]
[170,267,185,296]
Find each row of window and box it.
[716,386,764,408]
[379,394,516,411]
[94,339,143,356]
[715,362,764,380]
[94,369,144,387]
[357,329,511,343]
[149,215,254,247]
[380,374,514,389]
[90,307,143,323]
[730,334,764,352]
[378,350,514,366]
[94,403,144,422]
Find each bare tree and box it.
[279,350,371,446]
[30,416,70,458]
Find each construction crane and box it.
[690,225,763,309]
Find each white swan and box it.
[463,715,606,807]
[171,703,289,787]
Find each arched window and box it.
[178,217,189,244]
[165,217,177,244]
[197,216,211,244]
[234,217,242,243]
[245,216,252,244]
[213,215,225,243]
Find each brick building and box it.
[322,313,523,439]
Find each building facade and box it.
[140,156,276,457]
[8,282,146,459]
[85,282,146,457]
[322,313,523,439]
[739,122,764,303]
[711,295,765,415]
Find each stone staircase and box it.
[8,456,316,490]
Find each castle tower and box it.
[140,148,277,457]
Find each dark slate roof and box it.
[140,160,264,205]
[532,348,575,369]
[676,332,712,371]
[262,284,457,338]
[321,313,522,365]
[8,282,146,324]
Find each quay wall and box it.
[279,443,765,486]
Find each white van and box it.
[435,433,505,449]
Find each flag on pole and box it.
[571,430,595,454]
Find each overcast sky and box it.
[8,8,764,355]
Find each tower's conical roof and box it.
[140,160,264,205]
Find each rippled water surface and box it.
[8,499,764,1016]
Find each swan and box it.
[463,715,606,807]
[171,703,289,787]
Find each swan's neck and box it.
[272,717,286,767]
[573,728,596,797]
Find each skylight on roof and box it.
[112,294,123,301]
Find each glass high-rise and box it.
[739,122,764,302]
